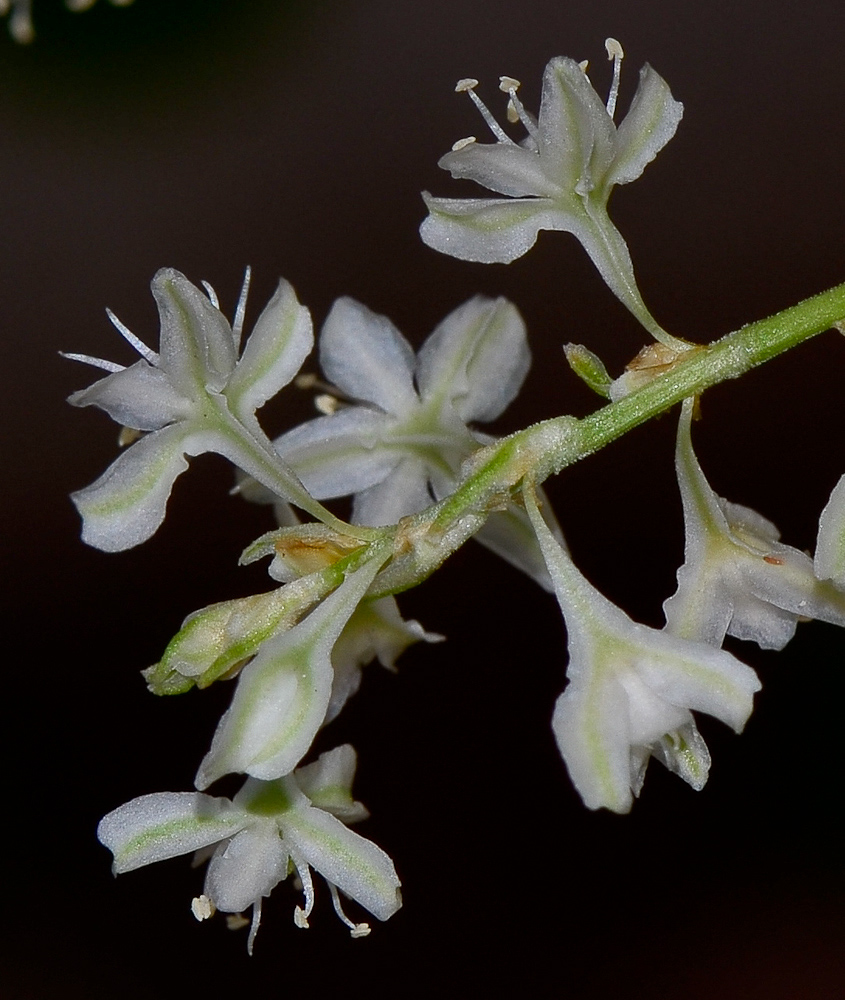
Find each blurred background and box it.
[2,1,844,996]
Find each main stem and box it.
[435,279,845,527]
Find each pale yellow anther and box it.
[191,895,215,921]
[451,136,477,151]
[225,913,250,931]
[506,99,520,124]
[498,76,521,92]
[605,37,624,61]
[455,78,479,92]
[315,393,340,415]
[578,59,589,72]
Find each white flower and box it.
[271,293,559,588]
[97,745,402,953]
[524,483,760,814]
[1,0,133,43]
[420,41,685,347]
[195,551,388,790]
[66,268,327,551]
[665,399,845,649]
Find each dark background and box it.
[2,1,844,997]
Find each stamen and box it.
[604,37,625,119]
[498,75,539,140]
[328,883,371,938]
[291,853,314,927]
[201,281,220,309]
[315,393,340,415]
[59,351,125,373]
[247,899,262,955]
[232,265,251,351]
[451,136,477,151]
[106,308,159,364]
[455,77,514,145]
[191,894,215,921]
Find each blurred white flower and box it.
[98,745,401,953]
[66,268,324,551]
[814,473,845,590]
[665,399,845,649]
[420,40,685,347]
[1,0,133,43]
[524,484,760,814]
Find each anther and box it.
[604,37,625,119]
[451,136,477,151]
[498,74,538,139]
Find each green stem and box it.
[437,279,845,526]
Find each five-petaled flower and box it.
[524,483,761,814]
[420,40,685,347]
[97,745,402,953]
[66,268,331,552]
[270,293,560,587]
[665,399,845,649]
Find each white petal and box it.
[606,64,683,187]
[281,804,402,922]
[195,555,386,789]
[68,360,192,431]
[226,279,313,420]
[415,296,530,423]
[437,142,561,198]
[816,472,845,588]
[152,268,237,395]
[420,193,564,264]
[97,791,243,874]
[273,408,400,498]
[537,56,615,191]
[351,460,433,526]
[295,744,369,823]
[204,824,289,913]
[71,422,216,552]
[319,298,417,414]
[553,674,634,813]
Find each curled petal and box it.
[607,64,683,187]
[97,792,242,874]
[68,360,192,431]
[152,268,237,395]
[71,422,215,552]
[437,142,561,198]
[420,193,562,264]
[281,803,402,922]
[319,298,417,414]
[226,278,314,421]
[415,296,530,423]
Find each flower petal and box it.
[606,64,683,187]
[97,791,243,874]
[273,407,400,498]
[226,279,313,420]
[537,56,615,192]
[816,472,845,588]
[319,298,417,414]
[420,193,563,264]
[436,142,561,198]
[415,296,530,423]
[351,459,433,526]
[195,554,386,789]
[281,802,401,922]
[204,823,289,913]
[295,744,369,823]
[68,360,192,431]
[152,268,237,395]
[71,422,215,552]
